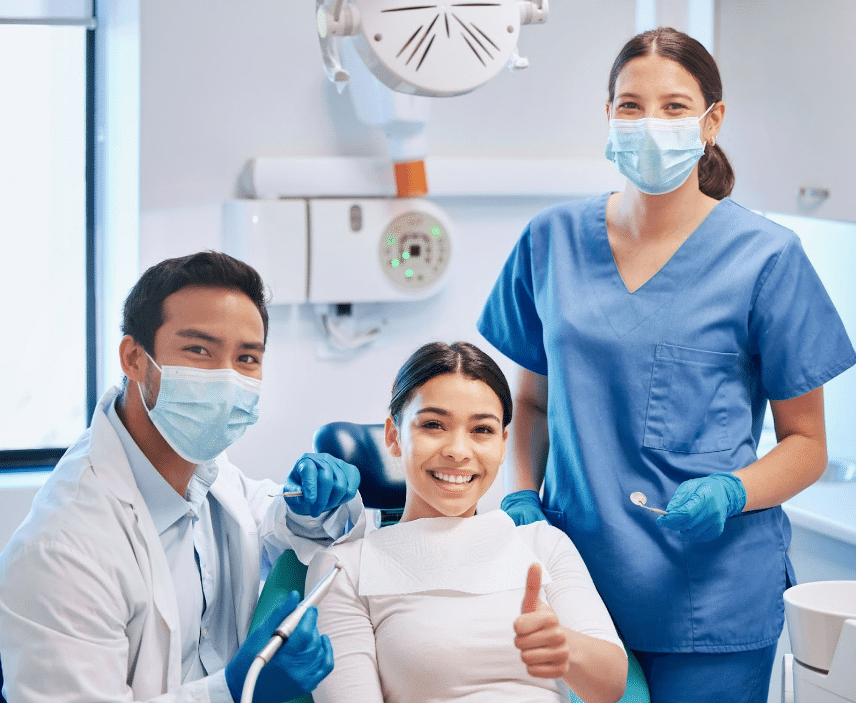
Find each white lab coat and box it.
[0,387,365,703]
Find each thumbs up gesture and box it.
[513,563,571,679]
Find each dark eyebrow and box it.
[470,413,502,423]
[616,91,695,101]
[176,328,221,344]
[415,408,501,423]
[416,407,450,417]
[175,328,265,353]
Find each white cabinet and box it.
[717,0,856,222]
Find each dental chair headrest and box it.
[313,422,406,512]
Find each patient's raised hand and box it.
[513,563,572,679]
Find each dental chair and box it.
[247,422,404,703]
[250,421,649,703]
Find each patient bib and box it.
[359,510,551,596]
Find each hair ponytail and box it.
[698,142,734,200]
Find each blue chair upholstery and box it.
[313,422,406,526]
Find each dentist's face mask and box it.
[605,103,715,195]
[138,353,261,464]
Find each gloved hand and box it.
[656,472,747,542]
[284,453,361,518]
[224,592,333,703]
[501,490,548,526]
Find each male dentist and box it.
[0,251,365,703]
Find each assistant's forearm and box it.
[562,631,628,703]
[735,433,827,512]
[508,403,549,494]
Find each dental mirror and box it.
[629,491,667,515]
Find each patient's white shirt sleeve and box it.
[307,512,623,703]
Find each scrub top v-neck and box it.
[478,192,856,653]
[589,194,722,338]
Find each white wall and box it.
[717,0,856,221]
[139,0,636,210]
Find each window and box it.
[0,22,94,468]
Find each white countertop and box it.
[783,479,856,546]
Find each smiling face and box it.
[607,54,723,141]
[385,372,508,522]
[140,284,266,409]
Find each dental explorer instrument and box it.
[269,490,303,498]
[240,563,343,703]
[629,492,667,515]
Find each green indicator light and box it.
[387,236,395,245]
[431,226,442,237]
[405,269,414,278]
[391,259,400,267]
[402,251,410,260]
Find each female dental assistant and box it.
[477,27,856,703]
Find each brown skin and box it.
[384,372,508,522]
[116,285,265,497]
[514,564,627,703]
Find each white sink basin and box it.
[784,580,856,671]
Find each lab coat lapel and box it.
[87,388,183,687]
[210,464,260,640]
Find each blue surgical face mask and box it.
[605,103,715,195]
[138,353,261,464]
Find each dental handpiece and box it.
[255,563,342,664]
[241,563,343,703]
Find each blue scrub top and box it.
[478,193,856,653]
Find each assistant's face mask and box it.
[604,103,715,195]
[138,353,261,464]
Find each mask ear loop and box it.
[699,101,717,147]
[137,351,162,414]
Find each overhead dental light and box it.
[316,0,548,198]
[316,0,549,97]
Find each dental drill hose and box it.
[240,563,342,703]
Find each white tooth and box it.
[432,472,473,484]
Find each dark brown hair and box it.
[122,251,269,355]
[389,341,512,428]
[608,27,735,200]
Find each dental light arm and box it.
[240,564,343,703]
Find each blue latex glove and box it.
[224,591,333,703]
[284,453,361,519]
[656,472,747,542]
[501,490,548,526]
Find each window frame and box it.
[0,24,97,471]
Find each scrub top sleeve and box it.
[477,226,549,375]
[750,234,856,400]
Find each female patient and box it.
[307,341,627,703]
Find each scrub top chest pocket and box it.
[643,343,739,453]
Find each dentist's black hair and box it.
[608,26,735,200]
[389,341,512,428]
[122,251,269,356]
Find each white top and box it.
[307,510,623,703]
